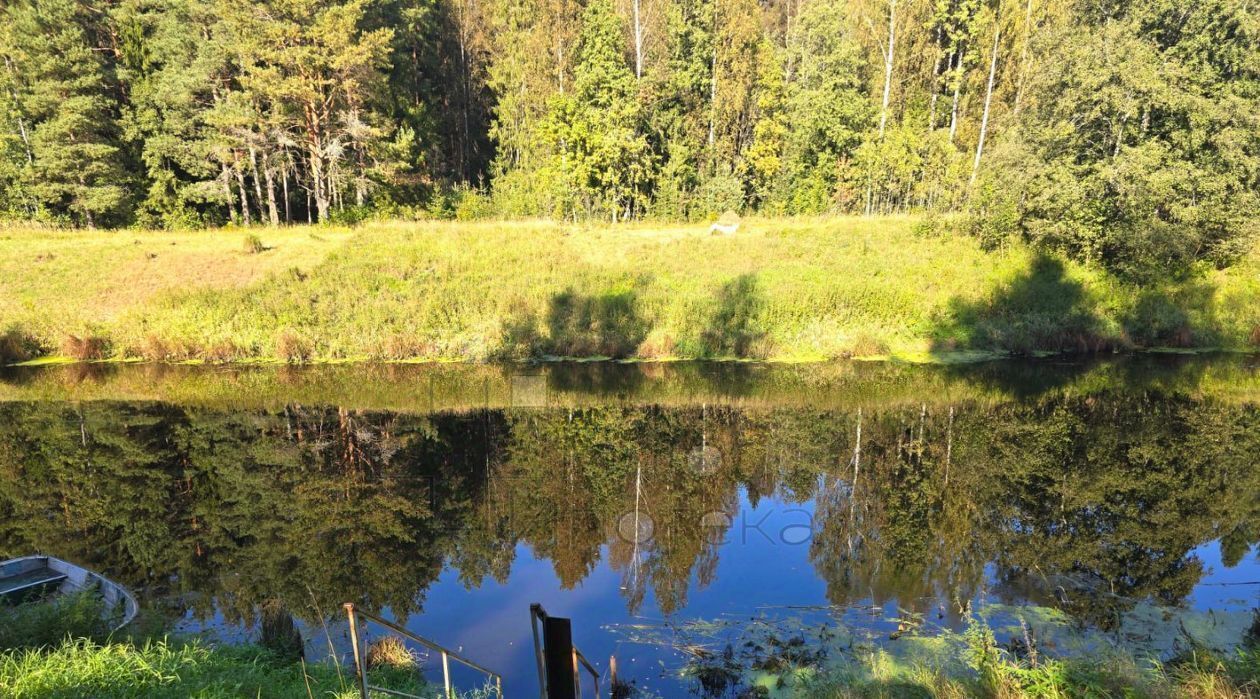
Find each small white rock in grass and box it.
[709,211,741,236]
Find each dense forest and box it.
[1,0,1257,273]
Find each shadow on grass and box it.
[931,254,1118,357]
[495,286,649,360]
[934,252,1229,357]
[546,287,648,358]
[500,274,769,361]
[928,252,1234,397]
[1122,279,1221,349]
[924,254,1175,400]
[701,274,766,358]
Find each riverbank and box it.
[0,592,434,698]
[3,634,1256,698]
[2,218,1258,364]
[0,639,434,698]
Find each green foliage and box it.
[0,591,113,651]
[976,0,1260,279]
[540,0,654,221]
[768,0,870,214]
[1,0,131,227]
[0,0,1253,296]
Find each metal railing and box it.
[343,602,504,699]
[530,603,614,698]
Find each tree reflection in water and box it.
[0,368,1258,637]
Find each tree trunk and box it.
[81,173,95,229]
[457,0,473,179]
[263,150,280,226]
[309,144,329,222]
[877,0,896,139]
[1013,0,1034,114]
[928,26,945,131]
[708,35,717,150]
[633,0,644,79]
[282,165,291,224]
[221,163,238,225]
[235,160,252,225]
[971,24,1000,187]
[248,145,265,220]
[948,47,964,143]
[2,57,33,164]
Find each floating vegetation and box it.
[608,600,1260,697]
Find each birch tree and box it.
[970,10,1000,186]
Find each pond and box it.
[1,357,1258,696]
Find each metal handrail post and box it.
[343,602,503,699]
[442,651,453,699]
[344,603,370,699]
[533,603,604,698]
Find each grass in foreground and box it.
[0,638,437,699]
[2,217,1259,364]
[796,647,1260,698]
[0,593,481,699]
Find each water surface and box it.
[1,357,1257,696]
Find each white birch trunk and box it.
[971,23,1000,186]
[633,0,644,79]
[877,0,896,139]
[949,47,964,143]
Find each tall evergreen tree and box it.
[1,0,130,227]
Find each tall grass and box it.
[0,590,114,651]
[2,217,1258,363]
[0,638,435,698]
[797,617,1260,698]
[0,593,469,698]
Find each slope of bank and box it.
[2,217,1258,364]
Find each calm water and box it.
[1,357,1258,696]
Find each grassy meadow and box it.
[2,217,1258,364]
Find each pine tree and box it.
[2,0,129,227]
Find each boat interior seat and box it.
[0,569,69,599]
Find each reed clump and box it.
[365,636,416,670]
[60,335,110,361]
[0,327,38,364]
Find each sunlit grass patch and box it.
[2,217,1258,363]
[0,638,433,699]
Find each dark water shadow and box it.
[544,362,647,396]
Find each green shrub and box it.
[0,590,113,650]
